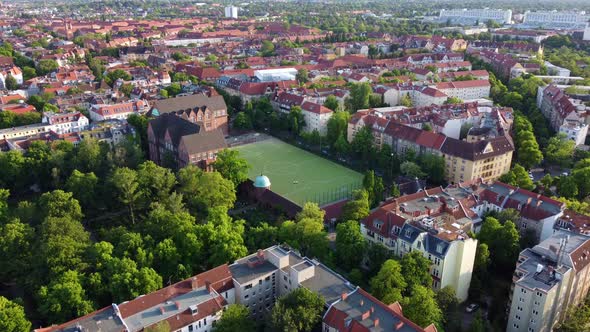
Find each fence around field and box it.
[226,132,272,147]
[304,181,363,206]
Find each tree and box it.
[474,243,490,275]
[4,74,17,90]
[38,190,83,221]
[323,95,339,111]
[213,304,256,332]
[326,110,350,147]
[233,112,253,130]
[545,133,575,168]
[65,170,98,209]
[137,161,177,204]
[402,285,443,329]
[105,69,132,87]
[22,66,37,80]
[517,137,543,170]
[500,164,534,190]
[213,149,251,187]
[401,251,432,292]
[36,59,59,75]
[75,138,102,173]
[270,288,324,332]
[418,153,445,185]
[341,189,370,222]
[436,286,461,330]
[0,296,32,332]
[370,259,406,304]
[288,106,305,136]
[203,208,248,267]
[400,161,425,179]
[351,125,375,161]
[478,217,520,271]
[0,219,33,282]
[347,82,372,112]
[559,176,579,199]
[444,96,463,104]
[111,167,140,224]
[38,270,95,324]
[469,312,486,332]
[245,222,278,251]
[145,321,171,332]
[179,167,236,216]
[296,68,309,84]
[400,93,413,107]
[335,220,366,270]
[260,40,275,57]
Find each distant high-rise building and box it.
[439,8,513,25]
[523,10,590,29]
[224,5,238,19]
[583,24,590,41]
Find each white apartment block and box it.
[224,6,239,19]
[435,80,491,101]
[439,8,513,24]
[300,101,333,135]
[0,111,89,140]
[507,231,590,332]
[559,112,588,146]
[523,10,590,29]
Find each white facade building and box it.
[254,68,297,82]
[507,231,590,332]
[439,8,513,24]
[523,10,590,28]
[224,6,239,19]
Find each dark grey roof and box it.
[398,223,421,244]
[149,113,201,147]
[151,94,227,115]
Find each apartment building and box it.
[300,101,333,135]
[89,99,150,122]
[36,265,235,332]
[37,245,432,332]
[435,80,491,101]
[0,111,89,141]
[360,186,478,302]
[439,8,513,25]
[507,231,590,332]
[523,10,590,29]
[536,84,589,146]
[323,288,435,332]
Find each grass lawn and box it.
[234,138,363,206]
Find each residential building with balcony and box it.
[439,8,513,25]
[507,231,590,332]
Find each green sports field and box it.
[234,138,363,206]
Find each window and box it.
[245,284,252,290]
[188,325,194,332]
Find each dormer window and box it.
[436,244,443,254]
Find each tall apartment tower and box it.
[224,6,238,19]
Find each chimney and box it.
[361,310,371,321]
[374,318,380,327]
[257,249,265,260]
[395,321,405,330]
[175,301,181,310]
[159,306,165,315]
[341,292,348,301]
[370,306,375,314]
[191,277,198,290]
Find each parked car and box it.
[465,303,479,313]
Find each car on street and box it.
[465,303,479,313]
